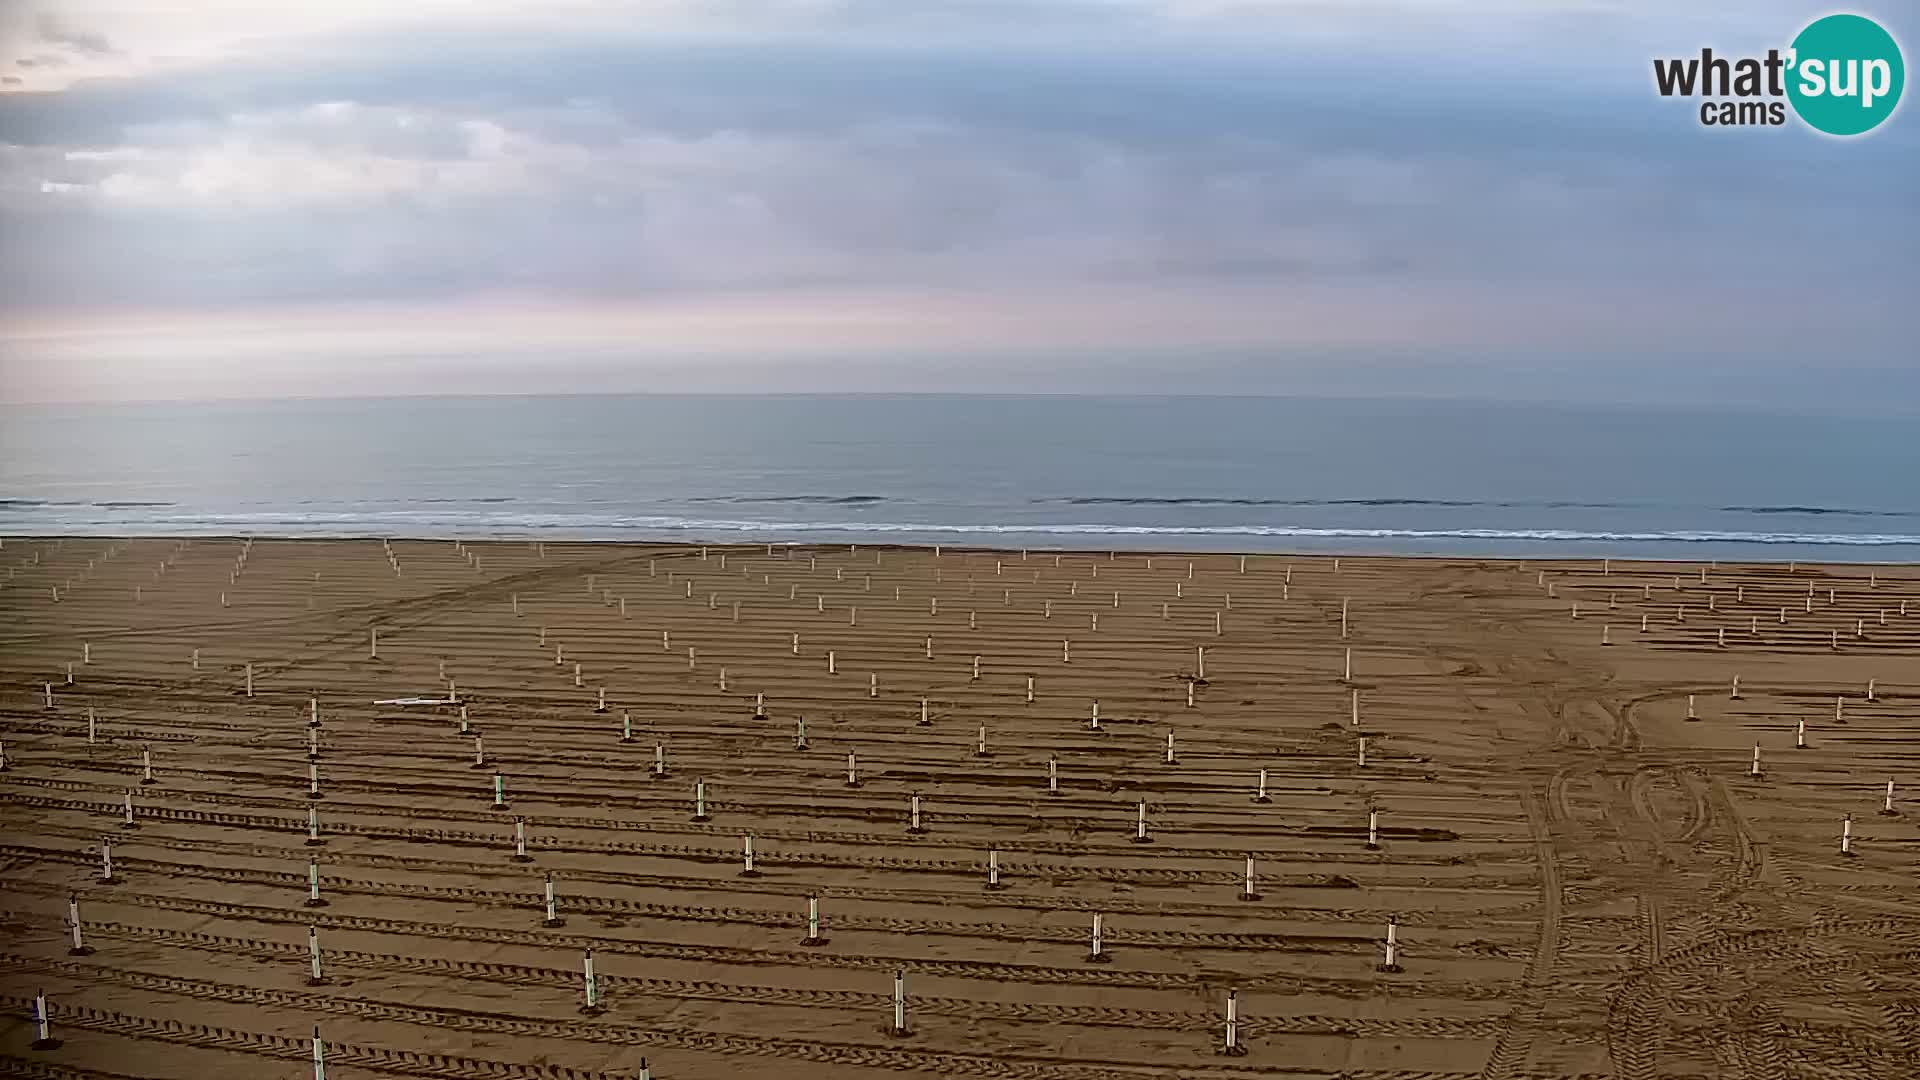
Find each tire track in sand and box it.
[27,916,1528,1042]
[1479,789,1562,1080]
[0,962,1564,1080]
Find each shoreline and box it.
[3,522,1920,557]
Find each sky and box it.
[0,1,1914,406]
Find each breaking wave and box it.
[2,509,1916,547]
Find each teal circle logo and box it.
[1787,14,1904,136]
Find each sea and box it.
[3,394,1917,562]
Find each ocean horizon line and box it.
[7,389,1917,419]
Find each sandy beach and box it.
[0,536,1914,1079]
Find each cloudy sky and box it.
[0,1,1914,405]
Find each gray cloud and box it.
[7,96,1908,344]
[0,3,1916,396]
[33,14,113,56]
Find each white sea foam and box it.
[4,510,1917,547]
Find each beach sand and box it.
[0,537,1915,1079]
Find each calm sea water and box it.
[2,395,1917,561]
